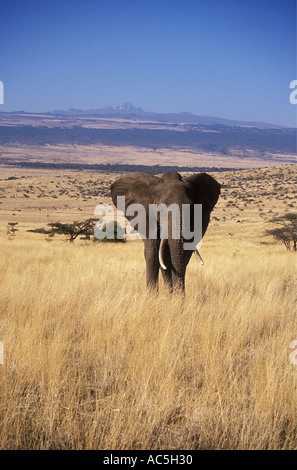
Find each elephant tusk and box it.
[195,249,204,266]
[159,239,167,270]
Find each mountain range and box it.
[49,102,283,128]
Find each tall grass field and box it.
[0,230,296,450]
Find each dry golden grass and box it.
[0,226,296,449]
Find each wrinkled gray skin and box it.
[110,171,221,293]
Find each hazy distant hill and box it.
[0,122,295,156]
[0,106,295,169]
[49,102,284,128]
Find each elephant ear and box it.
[184,173,221,211]
[110,172,162,225]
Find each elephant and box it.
[110,171,221,292]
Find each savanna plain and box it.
[0,163,296,450]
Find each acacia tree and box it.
[28,218,98,243]
[265,213,297,251]
[27,218,126,243]
[48,218,99,243]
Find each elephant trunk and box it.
[168,236,186,291]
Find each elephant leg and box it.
[143,239,160,290]
[161,267,173,291]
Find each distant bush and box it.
[93,220,126,243]
[7,222,18,239]
[27,227,51,235]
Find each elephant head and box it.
[110,171,220,292]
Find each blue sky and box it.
[0,0,296,126]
